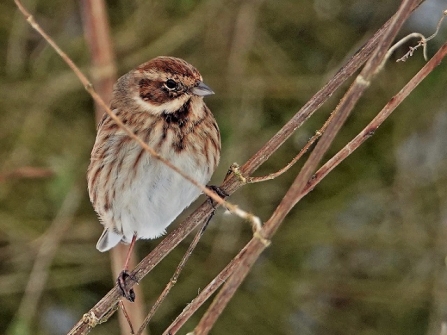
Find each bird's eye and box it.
[165,79,177,90]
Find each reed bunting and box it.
[87,56,221,301]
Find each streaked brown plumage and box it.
[87,56,220,300]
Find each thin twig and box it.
[426,9,447,41]
[136,215,213,335]
[0,166,53,182]
[392,9,447,63]
[247,108,337,183]
[264,0,418,237]
[163,234,259,334]
[313,42,447,190]
[388,32,428,62]
[118,301,136,334]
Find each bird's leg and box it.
[117,234,137,302]
[201,186,228,234]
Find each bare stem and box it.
[248,106,337,183]
[393,9,447,63]
[162,40,447,334]
[313,42,447,189]
[0,166,53,182]
[163,235,260,334]
[265,0,418,238]
[136,215,212,335]
[220,0,425,197]
[118,301,136,334]
[192,0,420,333]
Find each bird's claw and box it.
[117,270,136,302]
[206,185,228,200]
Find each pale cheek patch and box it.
[133,94,190,116]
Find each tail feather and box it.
[96,228,122,252]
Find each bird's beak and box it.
[191,81,214,96]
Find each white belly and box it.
[107,151,210,243]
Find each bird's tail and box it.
[96,228,122,252]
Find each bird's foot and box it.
[206,185,228,202]
[206,185,228,209]
[117,270,136,302]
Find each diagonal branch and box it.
[247,105,336,184]
[313,42,447,189]
[220,0,425,196]
[136,215,213,335]
[163,40,447,334]
[265,0,419,236]
[192,0,421,333]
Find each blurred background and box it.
[1,0,447,334]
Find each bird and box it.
[87,56,221,301]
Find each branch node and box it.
[249,215,270,247]
[396,38,427,62]
[26,13,36,26]
[393,10,447,63]
[229,163,247,184]
[82,311,99,328]
[355,75,370,87]
[253,230,271,247]
[85,82,94,91]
